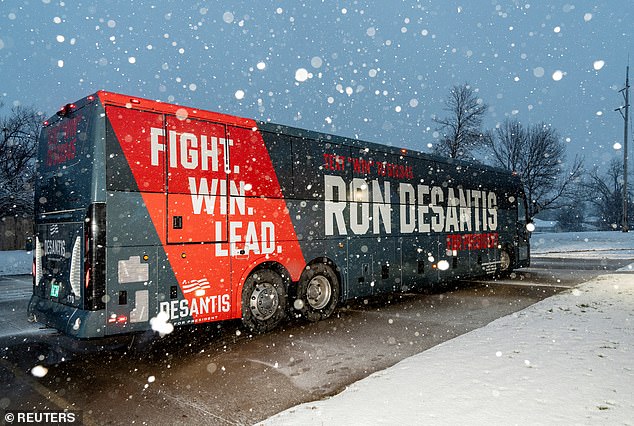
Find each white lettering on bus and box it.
[188,178,246,215]
[324,175,498,236]
[324,175,348,236]
[214,221,276,257]
[44,239,66,257]
[150,127,226,171]
[149,125,275,257]
[159,294,231,320]
[399,183,416,234]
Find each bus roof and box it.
[257,121,517,181]
[89,90,518,184]
[95,90,256,129]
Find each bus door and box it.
[166,117,229,244]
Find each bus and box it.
[29,91,530,339]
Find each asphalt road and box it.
[0,257,630,425]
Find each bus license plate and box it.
[50,283,60,298]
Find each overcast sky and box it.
[1,1,632,167]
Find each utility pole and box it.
[616,65,630,232]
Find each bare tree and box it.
[488,119,526,171]
[490,119,583,218]
[584,158,631,230]
[555,194,586,232]
[432,83,490,159]
[0,104,41,216]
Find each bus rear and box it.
[29,95,108,338]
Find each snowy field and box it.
[531,230,634,260]
[0,250,31,276]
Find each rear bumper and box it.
[28,295,106,339]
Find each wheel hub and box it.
[306,275,332,310]
[249,283,278,321]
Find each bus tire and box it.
[241,269,287,334]
[295,262,339,322]
[497,247,513,278]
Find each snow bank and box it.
[532,231,634,259]
[0,250,31,276]
[263,275,634,425]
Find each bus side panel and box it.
[492,190,519,270]
[153,244,233,326]
[105,246,158,334]
[105,108,231,328]
[106,107,309,328]
[226,125,308,273]
[104,191,161,334]
[346,236,399,297]
[400,235,431,291]
[260,132,352,295]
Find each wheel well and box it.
[499,242,515,271]
[251,261,292,286]
[237,261,292,301]
[502,242,515,259]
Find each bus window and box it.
[36,103,95,214]
[518,193,528,223]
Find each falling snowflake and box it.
[552,70,564,81]
[31,365,48,378]
[295,68,309,82]
[223,12,234,24]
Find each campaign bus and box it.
[28,91,530,339]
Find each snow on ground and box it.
[0,250,31,276]
[532,230,634,260]
[262,232,634,425]
[263,275,634,425]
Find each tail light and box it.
[69,236,82,298]
[33,236,43,294]
[84,203,106,310]
[56,103,76,117]
[32,258,36,290]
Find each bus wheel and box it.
[498,248,512,277]
[295,263,339,322]
[241,269,287,334]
